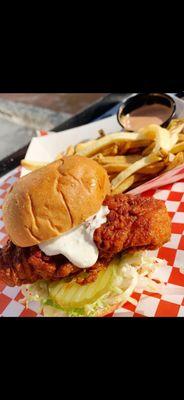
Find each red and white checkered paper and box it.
[0,167,184,317]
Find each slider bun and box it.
[3,156,110,247]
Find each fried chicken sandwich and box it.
[0,156,171,316]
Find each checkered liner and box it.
[0,168,184,317]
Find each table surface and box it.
[0,94,107,163]
[0,93,107,114]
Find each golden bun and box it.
[3,156,110,247]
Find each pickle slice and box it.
[48,264,114,309]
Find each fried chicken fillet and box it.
[0,194,171,287]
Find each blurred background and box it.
[0,93,106,161]
[0,93,105,114]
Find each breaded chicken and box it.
[94,194,171,258]
[0,194,171,287]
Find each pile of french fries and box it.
[21,119,184,195]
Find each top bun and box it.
[3,156,110,247]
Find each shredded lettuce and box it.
[21,251,167,317]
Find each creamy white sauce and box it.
[39,206,109,269]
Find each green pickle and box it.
[48,263,115,309]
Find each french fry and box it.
[101,144,119,156]
[111,154,162,190]
[170,141,184,154]
[142,142,155,156]
[92,154,142,165]
[125,147,143,155]
[65,145,75,156]
[55,153,64,160]
[138,161,166,175]
[128,174,150,190]
[75,140,97,152]
[168,119,184,134]
[119,141,150,155]
[22,119,184,195]
[111,175,137,195]
[98,129,106,137]
[21,159,48,171]
[118,142,131,154]
[127,140,151,149]
[103,163,129,173]
[76,132,149,157]
[159,148,169,158]
[103,158,149,173]
[139,124,178,154]
[164,152,184,172]
[109,173,118,182]
[178,134,184,142]
[91,153,103,161]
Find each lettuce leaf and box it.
[21,251,166,317]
